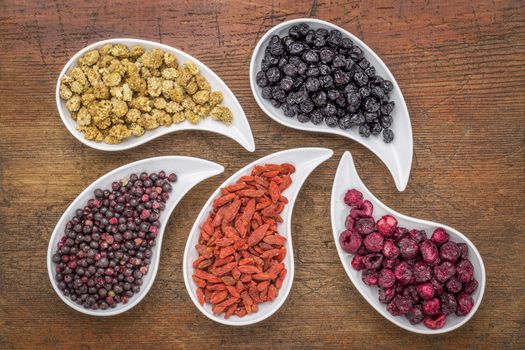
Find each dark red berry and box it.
[406,304,424,325]
[344,189,363,207]
[402,285,420,304]
[422,298,441,315]
[440,292,458,315]
[394,262,414,285]
[382,239,400,259]
[417,282,435,300]
[376,215,397,236]
[445,277,463,293]
[351,255,365,270]
[423,313,446,329]
[354,218,375,235]
[362,269,378,286]
[420,240,439,265]
[440,241,460,263]
[408,229,427,243]
[434,261,456,283]
[363,232,384,252]
[397,238,419,259]
[379,287,396,304]
[363,253,384,270]
[392,295,413,314]
[464,279,479,294]
[431,228,449,246]
[456,292,474,316]
[455,259,474,283]
[413,261,433,283]
[339,229,362,254]
[378,268,396,288]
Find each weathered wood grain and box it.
[0,0,524,349]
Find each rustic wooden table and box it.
[1,0,524,348]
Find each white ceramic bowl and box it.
[331,151,485,334]
[250,18,413,191]
[183,147,333,325]
[57,38,255,152]
[47,156,224,316]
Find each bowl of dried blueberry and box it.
[250,19,413,191]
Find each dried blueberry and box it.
[261,86,272,99]
[289,42,305,55]
[282,63,298,77]
[383,128,394,143]
[280,76,294,91]
[325,115,338,127]
[319,75,333,89]
[300,99,314,113]
[306,66,320,77]
[359,124,371,137]
[338,115,352,129]
[354,69,369,86]
[302,50,319,63]
[310,110,323,124]
[333,69,350,86]
[281,103,296,118]
[305,77,321,92]
[297,113,310,123]
[319,48,335,63]
[256,71,268,87]
[266,67,281,83]
[312,90,327,107]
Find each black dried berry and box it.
[327,89,340,101]
[350,46,364,60]
[319,64,331,75]
[289,25,302,39]
[364,111,378,123]
[316,28,329,38]
[289,42,305,55]
[282,63,297,77]
[292,76,304,90]
[359,123,371,137]
[344,59,356,72]
[341,37,353,48]
[268,35,285,55]
[306,66,320,77]
[335,96,347,108]
[350,112,365,126]
[365,66,376,78]
[280,76,294,91]
[327,29,343,47]
[256,71,268,87]
[300,99,314,113]
[305,30,315,45]
[359,86,371,99]
[297,62,308,75]
[320,48,335,63]
[305,77,321,92]
[381,80,394,92]
[302,50,319,63]
[319,75,334,89]
[297,113,310,123]
[371,86,385,100]
[364,97,380,113]
[312,90,327,107]
[332,54,347,68]
[325,115,338,127]
[272,87,286,101]
[354,69,369,86]
[261,86,272,99]
[322,103,337,117]
[338,115,352,129]
[270,99,281,108]
[310,110,324,124]
[313,35,326,48]
[383,128,394,143]
[334,70,350,86]
[298,23,310,36]
[281,103,296,118]
[358,59,370,69]
[381,114,393,128]
[266,67,281,83]
[381,101,395,115]
[371,122,383,135]
[346,91,361,107]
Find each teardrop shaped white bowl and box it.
[331,151,485,334]
[183,147,333,325]
[57,38,255,152]
[250,18,412,191]
[47,156,224,316]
